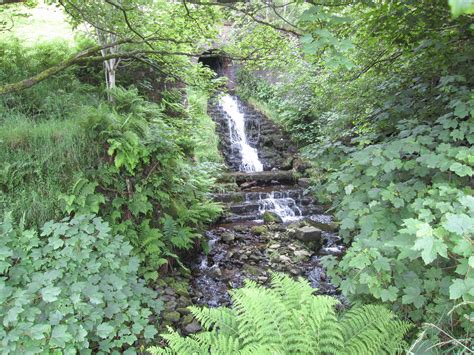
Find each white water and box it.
[258,192,303,223]
[219,94,263,172]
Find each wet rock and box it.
[263,211,283,224]
[176,307,191,315]
[163,311,181,323]
[292,158,311,173]
[221,232,235,242]
[320,246,345,256]
[268,224,286,232]
[232,224,247,233]
[307,219,339,233]
[164,287,176,296]
[290,268,300,275]
[184,320,202,334]
[208,265,222,277]
[243,264,260,276]
[279,255,292,264]
[294,250,312,258]
[298,178,311,188]
[181,314,194,326]
[241,180,257,189]
[251,225,267,235]
[293,226,322,243]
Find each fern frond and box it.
[150,274,411,355]
[340,305,411,355]
[189,306,238,335]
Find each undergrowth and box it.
[150,273,411,354]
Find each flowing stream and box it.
[184,93,343,311]
[258,192,302,223]
[219,94,264,172]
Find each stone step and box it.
[219,170,297,185]
[219,205,325,224]
[212,188,307,203]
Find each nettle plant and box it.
[0,213,162,353]
[316,77,474,331]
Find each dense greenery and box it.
[0,213,161,353]
[151,273,411,354]
[236,0,474,350]
[1,0,473,353]
[60,87,222,272]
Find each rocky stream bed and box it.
[154,93,345,338]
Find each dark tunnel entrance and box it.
[198,50,227,76]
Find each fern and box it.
[150,273,411,354]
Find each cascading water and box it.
[258,192,303,223]
[219,94,263,172]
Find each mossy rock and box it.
[251,225,267,235]
[163,311,181,323]
[243,264,261,276]
[263,211,283,224]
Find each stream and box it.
[187,94,344,308]
[156,93,344,335]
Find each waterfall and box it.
[258,192,302,223]
[219,94,263,172]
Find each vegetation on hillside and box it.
[0,0,472,353]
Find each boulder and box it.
[293,226,322,244]
[263,211,283,224]
[306,219,339,233]
[163,311,181,323]
[184,320,202,334]
[221,232,235,242]
[251,225,267,235]
[298,178,311,188]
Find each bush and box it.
[0,213,162,353]
[314,76,474,334]
[150,274,411,354]
[60,87,222,272]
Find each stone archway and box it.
[198,50,236,89]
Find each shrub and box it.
[315,77,474,334]
[0,213,162,353]
[59,87,222,272]
[149,274,411,354]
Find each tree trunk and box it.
[96,30,121,101]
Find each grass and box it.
[0,110,102,227]
[0,2,74,44]
[187,88,223,163]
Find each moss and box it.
[251,225,267,235]
[263,211,282,224]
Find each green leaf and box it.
[143,325,157,339]
[41,285,61,303]
[51,325,72,348]
[449,278,474,299]
[449,162,473,177]
[97,322,115,339]
[402,286,426,308]
[30,324,51,340]
[380,286,398,302]
[412,236,447,264]
[443,213,474,235]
